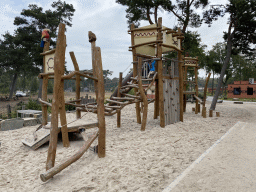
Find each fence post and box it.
[7,104,11,118]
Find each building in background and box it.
[228,78,256,99]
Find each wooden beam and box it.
[40,131,99,182]
[157,17,165,127]
[69,51,81,118]
[138,58,148,131]
[129,40,162,49]
[193,95,203,104]
[46,23,69,171]
[94,46,106,158]
[203,73,211,107]
[117,72,122,128]
[178,39,184,122]
[38,98,52,107]
[131,24,141,124]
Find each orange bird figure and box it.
[40,29,50,47]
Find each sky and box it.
[0,0,230,78]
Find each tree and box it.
[116,0,209,33]
[203,0,256,110]
[13,0,75,98]
[0,32,37,99]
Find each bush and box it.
[26,99,42,110]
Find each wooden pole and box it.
[46,23,69,170]
[203,73,211,107]
[42,41,50,126]
[216,112,220,117]
[117,72,122,128]
[40,131,99,182]
[209,109,213,117]
[198,103,200,113]
[138,57,148,131]
[157,17,165,128]
[94,47,106,158]
[130,24,141,124]
[88,31,98,101]
[59,35,70,148]
[202,106,206,118]
[194,59,199,115]
[183,65,188,112]
[178,31,184,122]
[69,52,81,119]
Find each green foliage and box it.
[128,88,135,95]
[47,80,54,94]
[26,99,42,110]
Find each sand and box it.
[1,101,256,192]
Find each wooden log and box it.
[130,24,141,124]
[111,97,134,101]
[202,107,206,118]
[117,72,122,128]
[194,59,199,115]
[216,112,220,117]
[194,95,203,104]
[145,72,157,92]
[40,131,99,182]
[178,38,184,122]
[69,51,81,119]
[42,75,49,125]
[59,35,70,148]
[157,17,165,127]
[183,91,196,94]
[46,23,68,171]
[192,107,195,111]
[138,57,148,131]
[38,98,52,107]
[94,46,106,158]
[106,99,129,105]
[203,73,211,107]
[209,109,213,117]
[89,31,98,101]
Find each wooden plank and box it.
[130,24,141,124]
[157,17,165,128]
[138,57,148,131]
[111,97,134,101]
[117,72,122,128]
[46,23,68,171]
[94,46,106,158]
[40,131,99,182]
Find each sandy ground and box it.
[1,101,256,192]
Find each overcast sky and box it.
[1,0,229,78]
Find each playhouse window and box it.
[247,87,253,95]
[233,88,241,95]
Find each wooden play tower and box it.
[129,17,184,127]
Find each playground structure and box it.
[22,23,106,181]
[21,17,215,182]
[183,57,211,117]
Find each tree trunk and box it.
[9,73,18,100]
[210,32,233,110]
[212,71,214,96]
